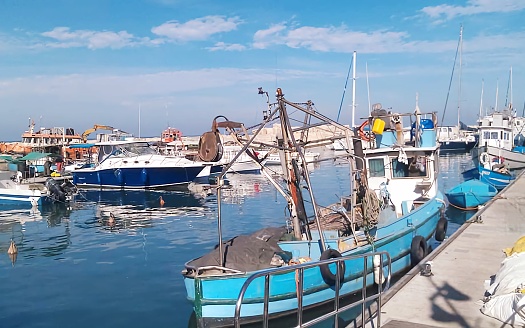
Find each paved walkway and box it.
[364,172,525,328]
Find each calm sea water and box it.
[0,152,474,328]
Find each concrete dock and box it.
[364,172,525,328]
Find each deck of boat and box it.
[360,171,525,327]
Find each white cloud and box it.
[207,42,246,51]
[253,23,287,49]
[252,23,459,54]
[421,0,525,21]
[40,27,148,49]
[151,16,242,42]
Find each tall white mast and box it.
[457,25,463,128]
[351,51,357,127]
[479,79,484,120]
[495,79,499,112]
[366,62,371,115]
[510,66,513,110]
[138,103,141,138]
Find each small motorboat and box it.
[445,179,497,209]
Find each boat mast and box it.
[351,51,357,128]
[479,79,484,120]
[457,25,463,128]
[366,62,371,115]
[495,79,499,112]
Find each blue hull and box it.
[478,166,514,190]
[440,140,476,152]
[72,166,204,189]
[184,193,444,323]
[445,179,497,208]
[462,166,514,191]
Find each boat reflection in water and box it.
[72,189,214,231]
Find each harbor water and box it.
[0,152,475,328]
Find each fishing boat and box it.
[0,119,83,159]
[71,140,207,189]
[437,125,477,152]
[182,88,445,326]
[474,112,525,170]
[462,165,514,190]
[445,179,497,209]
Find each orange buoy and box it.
[159,196,165,207]
[7,240,18,255]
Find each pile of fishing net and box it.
[481,236,525,326]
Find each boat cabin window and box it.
[368,158,385,177]
[391,156,427,178]
[491,132,498,139]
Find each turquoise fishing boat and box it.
[445,179,497,209]
[182,89,446,327]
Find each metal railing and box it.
[234,251,391,328]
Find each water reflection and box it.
[72,189,214,231]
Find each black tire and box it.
[435,218,448,242]
[410,235,427,266]
[319,249,346,285]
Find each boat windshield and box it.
[118,143,156,156]
[98,142,156,162]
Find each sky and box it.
[0,0,524,141]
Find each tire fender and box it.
[410,235,428,266]
[435,217,448,242]
[319,249,346,285]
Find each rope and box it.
[362,188,380,226]
[448,202,479,211]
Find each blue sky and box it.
[0,0,524,141]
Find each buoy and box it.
[7,240,18,255]
[373,254,385,284]
[108,213,115,227]
[159,196,165,207]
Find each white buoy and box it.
[373,254,385,284]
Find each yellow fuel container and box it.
[372,118,385,135]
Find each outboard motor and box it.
[45,178,66,203]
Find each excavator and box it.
[81,124,117,143]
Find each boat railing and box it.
[234,250,392,328]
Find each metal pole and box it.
[217,180,224,267]
[352,51,357,128]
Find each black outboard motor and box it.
[45,178,66,203]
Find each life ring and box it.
[410,235,427,266]
[479,152,489,166]
[434,217,448,242]
[319,249,346,285]
[358,120,375,141]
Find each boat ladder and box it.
[234,251,392,328]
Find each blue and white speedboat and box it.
[72,140,206,189]
[182,89,445,326]
[0,175,74,207]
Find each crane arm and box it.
[82,124,116,142]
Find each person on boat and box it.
[55,156,64,172]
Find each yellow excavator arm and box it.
[82,124,115,142]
